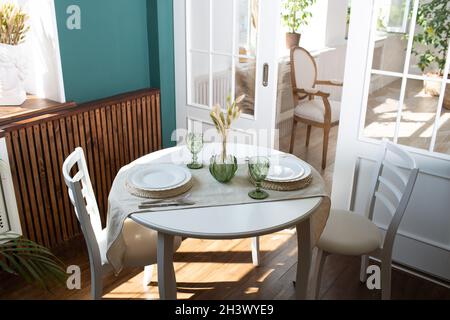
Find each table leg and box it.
[251,237,260,267]
[296,218,312,300]
[157,232,177,300]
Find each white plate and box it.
[127,164,192,191]
[266,156,308,182]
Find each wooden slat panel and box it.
[115,104,125,166]
[4,89,162,248]
[95,109,108,221]
[40,123,61,245]
[6,132,31,239]
[149,97,156,150]
[51,120,70,241]
[105,106,116,182]
[137,99,144,156]
[153,95,160,149]
[141,97,149,155]
[126,101,134,162]
[60,117,76,237]
[156,94,162,148]
[121,102,130,165]
[26,126,50,247]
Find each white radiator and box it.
[194,70,231,107]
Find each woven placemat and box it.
[126,178,194,199]
[250,174,313,191]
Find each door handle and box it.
[262,63,269,87]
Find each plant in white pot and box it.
[0,3,30,106]
[281,0,316,49]
[411,0,450,109]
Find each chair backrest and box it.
[365,141,419,254]
[62,147,103,269]
[290,46,318,91]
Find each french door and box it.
[174,0,281,148]
[333,0,450,280]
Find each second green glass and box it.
[248,156,270,200]
[186,133,203,169]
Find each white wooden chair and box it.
[62,147,181,300]
[313,141,419,300]
[289,46,343,169]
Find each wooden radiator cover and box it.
[3,89,162,248]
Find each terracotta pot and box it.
[285,32,301,49]
[443,84,450,110]
[423,73,450,110]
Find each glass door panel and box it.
[212,0,233,54]
[360,0,450,156]
[434,84,450,155]
[187,0,259,117]
[189,0,210,51]
[397,78,439,150]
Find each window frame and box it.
[358,0,450,159]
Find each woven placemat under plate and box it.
[250,174,313,191]
[126,178,194,199]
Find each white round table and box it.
[126,144,328,300]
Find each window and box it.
[361,0,450,156]
[376,0,411,33]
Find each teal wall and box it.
[150,0,176,147]
[55,0,176,147]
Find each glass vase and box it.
[209,154,238,183]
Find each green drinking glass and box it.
[186,133,204,169]
[248,156,270,200]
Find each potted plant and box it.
[282,0,316,48]
[0,234,67,291]
[209,94,244,183]
[0,3,30,106]
[411,0,450,109]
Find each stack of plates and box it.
[252,156,313,191]
[126,164,193,199]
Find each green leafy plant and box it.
[210,94,245,161]
[0,3,30,45]
[0,234,67,291]
[411,0,449,75]
[282,0,316,34]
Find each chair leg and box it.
[143,264,154,286]
[306,125,312,147]
[381,258,392,300]
[312,249,328,300]
[360,255,369,283]
[321,127,330,170]
[91,269,103,300]
[289,119,298,154]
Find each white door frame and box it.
[173,0,281,148]
[333,0,450,280]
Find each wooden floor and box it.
[363,78,450,155]
[1,125,449,300]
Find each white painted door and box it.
[333,0,450,280]
[174,0,281,148]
